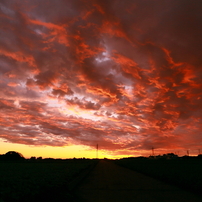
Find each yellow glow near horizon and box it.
[0,139,115,159]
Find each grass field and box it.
[0,159,97,202]
[115,157,202,195]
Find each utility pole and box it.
[198,149,201,155]
[152,147,154,156]
[187,150,189,156]
[96,144,98,159]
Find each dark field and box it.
[115,156,202,196]
[1,157,202,201]
[0,159,97,202]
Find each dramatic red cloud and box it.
[0,0,202,157]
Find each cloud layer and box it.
[0,0,202,156]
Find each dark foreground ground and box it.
[73,160,202,202]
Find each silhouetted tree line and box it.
[117,153,202,161]
[0,151,25,161]
[1,151,202,162]
[0,151,96,162]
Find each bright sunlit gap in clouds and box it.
[0,0,202,159]
[47,96,104,121]
[95,50,111,63]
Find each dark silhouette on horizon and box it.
[0,151,25,161]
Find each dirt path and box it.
[74,160,202,202]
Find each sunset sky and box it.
[0,0,202,159]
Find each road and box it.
[74,160,202,202]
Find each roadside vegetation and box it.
[115,154,202,196]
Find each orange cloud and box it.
[0,49,36,67]
[7,82,19,87]
[112,53,141,79]
[28,18,69,46]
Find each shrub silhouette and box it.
[4,151,25,161]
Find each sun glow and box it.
[60,106,103,121]
[0,139,98,159]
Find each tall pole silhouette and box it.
[96,144,98,159]
[152,147,154,156]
